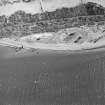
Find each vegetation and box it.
[0,2,105,38]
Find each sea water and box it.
[0,46,104,104]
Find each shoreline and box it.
[0,37,105,54]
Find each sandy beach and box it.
[0,24,105,53]
[0,35,105,52]
[0,38,98,51]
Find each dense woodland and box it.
[0,2,105,38]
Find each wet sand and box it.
[0,46,104,105]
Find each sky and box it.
[38,0,105,12]
[0,0,81,15]
[0,0,105,16]
[43,0,80,11]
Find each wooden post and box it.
[39,0,45,13]
[80,0,86,4]
[80,0,83,4]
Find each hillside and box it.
[36,2,105,20]
[0,2,105,38]
[7,2,105,23]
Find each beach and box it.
[0,34,105,52]
[0,1,104,105]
